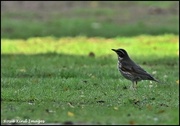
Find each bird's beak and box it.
[112,49,117,52]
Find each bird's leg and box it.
[134,81,137,88]
[130,81,137,90]
[132,81,137,89]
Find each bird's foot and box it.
[130,85,137,90]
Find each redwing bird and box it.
[112,48,159,89]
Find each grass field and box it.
[1,1,179,39]
[1,1,179,125]
[1,35,179,125]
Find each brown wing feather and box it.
[121,60,157,81]
[121,60,147,75]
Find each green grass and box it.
[1,35,179,125]
[1,1,179,124]
[1,1,179,39]
[1,16,178,39]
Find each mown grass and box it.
[1,15,178,39]
[1,1,179,39]
[1,35,179,125]
[1,1,179,124]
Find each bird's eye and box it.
[118,51,125,57]
[117,51,124,57]
[117,49,127,58]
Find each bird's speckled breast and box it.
[117,60,140,81]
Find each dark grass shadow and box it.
[1,53,178,79]
[1,53,113,78]
[1,25,179,39]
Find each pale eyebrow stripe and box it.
[119,50,125,55]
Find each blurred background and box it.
[1,1,179,39]
[1,2,179,125]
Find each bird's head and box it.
[112,48,129,60]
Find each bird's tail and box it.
[149,75,160,83]
[153,78,160,83]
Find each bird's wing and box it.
[121,60,158,81]
[132,65,159,81]
[121,60,149,75]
